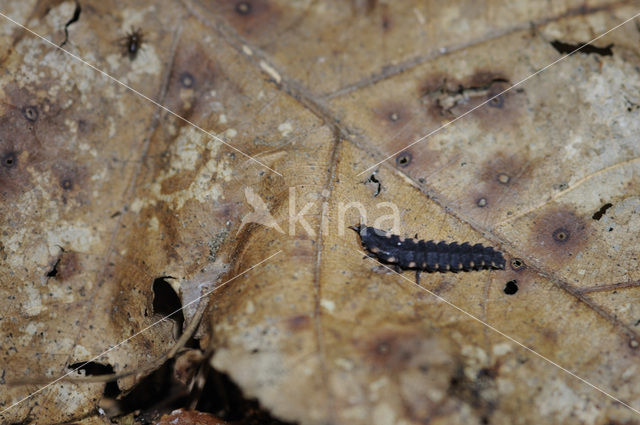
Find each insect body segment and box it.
[351,224,505,273]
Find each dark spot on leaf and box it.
[449,363,498,414]
[61,178,73,191]
[396,151,412,167]
[510,258,525,271]
[235,1,252,15]
[180,72,195,88]
[59,2,81,48]
[552,227,570,243]
[2,152,16,168]
[530,208,589,264]
[503,280,518,295]
[286,314,310,332]
[550,40,613,56]
[365,331,421,369]
[592,203,613,220]
[381,14,391,31]
[46,258,60,277]
[22,106,38,122]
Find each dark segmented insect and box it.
[121,27,143,60]
[351,224,505,281]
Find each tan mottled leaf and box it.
[2,1,640,425]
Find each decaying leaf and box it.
[2,1,640,424]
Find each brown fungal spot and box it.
[396,151,412,167]
[510,258,525,271]
[51,163,87,204]
[2,152,16,168]
[287,314,310,332]
[235,1,252,15]
[53,250,81,281]
[374,101,411,131]
[364,330,422,369]
[381,10,391,31]
[179,72,194,88]
[223,0,278,36]
[467,154,532,218]
[61,178,73,191]
[552,227,570,243]
[530,208,590,264]
[22,105,38,122]
[496,173,510,184]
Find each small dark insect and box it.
[121,27,144,60]
[351,223,505,282]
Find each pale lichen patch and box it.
[320,298,335,312]
[536,378,599,424]
[278,121,293,138]
[21,284,44,316]
[148,216,159,231]
[492,342,512,356]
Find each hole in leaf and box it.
[510,258,525,271]
[46,258,60,277]
[503,280,518,295]
[592,203,613,220]
[67,361,119,397]
[152,276,184,336]
[550,40,613,56]
[22,106,39,122]
[395,152,412,167]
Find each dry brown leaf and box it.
[155,408,230,425]
[2,1,640,425]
